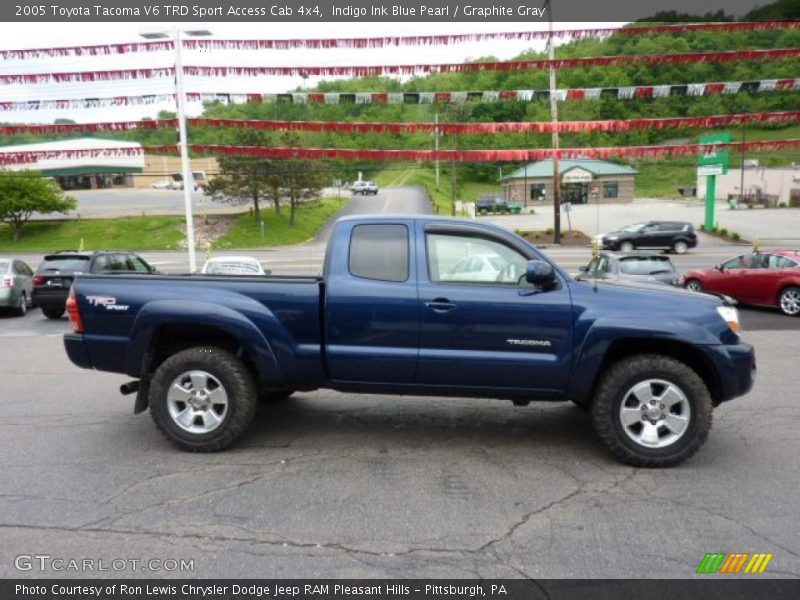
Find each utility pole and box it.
[548,0,562,243]
[739,123,747,203]
[451,134,457,216]
[434,112,440,191]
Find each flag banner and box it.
[180,49,800,78]
[2,22,796,60]
[3,139,799,166]
[4,111,800,136]
[4,79,797,112]
[0,67,174,85]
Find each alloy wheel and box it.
[166,370,229,434]
[618,379,691,449]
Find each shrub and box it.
[545,227,554,235]
[719,228,728,236]
[534,232,542,240]
[732,232,741,241]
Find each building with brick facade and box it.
[500,159,638,207]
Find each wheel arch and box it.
[570,336,723,407]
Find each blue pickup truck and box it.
[63,216,755,467]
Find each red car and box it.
[683,250,800,316]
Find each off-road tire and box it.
[42,306,64,319]
[591,354,713,467]
[149,347,258,452]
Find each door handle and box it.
[425,298,457,313]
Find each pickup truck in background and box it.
[63,216,755,467]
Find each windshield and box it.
[38,256,90,273]
[619,256,675,275]
[620,222,647,233]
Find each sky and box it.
[0,22,626,124]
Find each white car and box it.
[201,256,267,276]
[351,181,379,195]
[441,253,524,284]
[151,180,174,190]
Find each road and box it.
[1,187,799,578]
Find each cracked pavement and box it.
[0,310,798,579]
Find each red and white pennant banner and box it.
[4,79,798,112]
[0,67,174,86]
[4,140,799,166]
[181,49,800,78]
[5,111,800,136]
[4,49,797,85]
[2,22,797,60]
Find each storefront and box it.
[500,159,638,205]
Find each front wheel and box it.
[619,241,635,252]
[149,347,258,452]
[591,355,712,467]
[685,279,704,292]
[779,286,800,316]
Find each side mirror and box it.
[525,260,556,286]
[714,263,722,271]
[578,265,589,272]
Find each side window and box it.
[775,256,799,269]
[427,233,528,285]
[94,254,130,272]
[127,255,152,273]
[348,224,409,283]
[723,255,753,270]
[531,184,546,200]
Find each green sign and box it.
[698,132,731,175]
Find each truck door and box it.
[415,223,573,393]
[324,221,419,384]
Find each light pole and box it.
[546,0,562,244]
[140,28,212,273]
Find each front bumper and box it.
[704,342,756,404]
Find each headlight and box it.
[716,306,740,334]
[605,235,618,241]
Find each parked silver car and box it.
[578,252,682,286]
[0,258,35,316]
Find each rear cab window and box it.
[348,224,409,282]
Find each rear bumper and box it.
[704,342,756,404]
[64,333,93,370]
[32,289,68,309]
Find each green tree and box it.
[280,134,328,227]
[205,129,276,221]
[0,171,76,241]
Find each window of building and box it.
[603,181,619,198]
[349,224,409,282]
[530,184,546,200]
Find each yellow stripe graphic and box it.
[745,553,773,574]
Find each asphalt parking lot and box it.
[0,298,798,578]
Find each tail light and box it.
[1,276,13,288]
[66,287,84,334]
[33,275,45,286]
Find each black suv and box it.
[32,251,156,319]
[600,221,697,254]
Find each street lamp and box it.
[140,28,212,273]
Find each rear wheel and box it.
[779,286,800,316]
[619,241,635,252]
[672,240,689,254]
[13,293,27,317]
[685,279,704,292]
[149,347,258,452]
[42,306,64,319]
[591,354,712,467]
